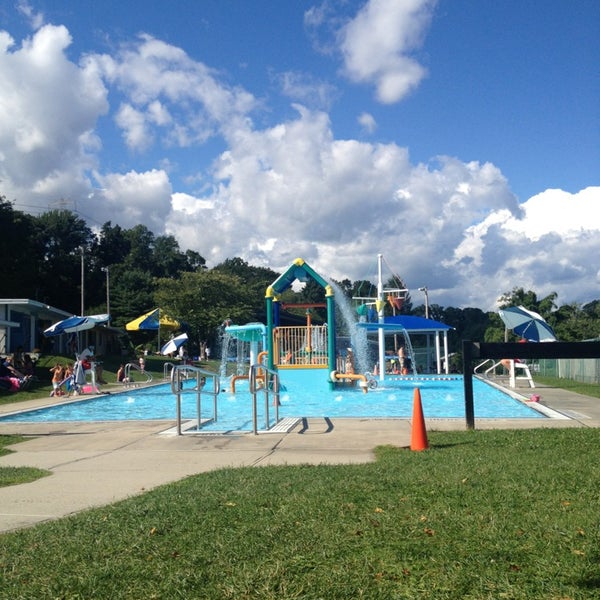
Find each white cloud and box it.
[90,169,173,232]
[165,106,524,299]
[278,71,338,110]
[1,18,599,312]
[444,187,600,308]
[16,0,45,30]
[0,24,108,207]
[501,188,600,240]
[88,33,258,146]
[358,112,377,133]
[338,0,436,103]
[115,103,153,151]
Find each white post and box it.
[80,247,85,316]
[377,254,385,381]
[443,331,449,374]
[509,360,516,388]
[102,266,110,323]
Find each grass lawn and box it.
[534,375,600,399]
[0,428,599,599]
[0,436,50,487]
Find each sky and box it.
[1,0,598,311]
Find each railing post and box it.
[264,383,270,430]
[462,340,475,430]
[274,373,280,422]
[170,365,220,434]
[173,368,182,436]
[249,363,282,434]
[250,365,258,434]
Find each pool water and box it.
[0,369,545,429]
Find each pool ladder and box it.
[123,362,153,386]
[171,365,220,435]
[249,363,281,434]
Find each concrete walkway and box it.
[0,380,598,533]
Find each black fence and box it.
[462,341,600,429]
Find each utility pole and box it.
[80,247,85,315]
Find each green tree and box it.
[33,210,94,313]
[497,287,558,319]
[184,249,207,271]
[94,222,131,267]
[109,269,157,327]
[440,306,490,349]
[550,302,600,341]
[154,270,255,348]
[213,257,279,321]
[123,225,155,273]
[0,197,39,298]
[152,235,188,278]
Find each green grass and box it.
[535,375,600,399]
[0,436,50,487]
[1,429,599,599]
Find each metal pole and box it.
[462,340,475,430]
[377,254,385,382]
[80,247,85,315]
[419,286,430,372]
[419,286,429,319]
[105,267,110,320]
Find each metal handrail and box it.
[170,364,220,436]
[474,358,495,374]
[123,362,153,386]
[249,363,280,435]
[163,362,175,380]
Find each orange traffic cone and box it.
[410,387,429,451]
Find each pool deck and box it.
[0,380,598,533]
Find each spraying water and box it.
[218,331,231,379]
[327,279,370,374]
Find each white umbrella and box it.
[160,332,188,355]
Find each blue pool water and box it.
[0,370,544,429]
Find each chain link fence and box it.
[537,358,600,384]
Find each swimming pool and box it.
[0,370,546,430]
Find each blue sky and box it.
[1,0,598,309]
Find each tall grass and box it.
[1,428,599,599]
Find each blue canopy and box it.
[357,315,453,333]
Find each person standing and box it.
[49,363,65,397]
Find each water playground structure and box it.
[224,256,454,395]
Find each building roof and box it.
[357,314,453,334]
[0,299,71,321]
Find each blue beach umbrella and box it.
[43,313,110,337]
[498,306,557,342]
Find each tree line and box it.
[2,197,599,355]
